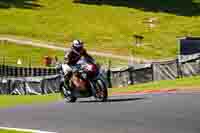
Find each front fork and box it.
[89,80,97,97]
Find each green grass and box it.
[0,94,60,108]
[0,129,31,133]
[110,76,200,93]
[0,42,128,67]
[0,42,64,67]
[0,0,200,59]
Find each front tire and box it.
[59,82,77,103]
[95,79,108,102]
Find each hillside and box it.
[0,0,200,59]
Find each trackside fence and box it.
[107,57,200,88]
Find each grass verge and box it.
[0,129,31,133]
[110,76,200,94]
[0,94,60,108]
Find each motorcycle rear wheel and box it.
[59,82,77,103]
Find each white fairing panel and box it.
[61,64,72,75]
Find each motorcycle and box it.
[58,57,108,103]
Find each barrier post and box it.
[107,60,112,88]
[128,67,134,85]
[152,63,157,81]
[40,79,45,95]
[151,64,154,82]
[176,58,183,79]
[23,80,27,95]
[198,56,200,75]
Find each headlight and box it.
[81,73,87,79]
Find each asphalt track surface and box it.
[0,92,200,133]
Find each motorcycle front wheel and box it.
[59,82,77,103]
[94,79,108,102]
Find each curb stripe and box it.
[111,89,177,96]
[0,127,56,133]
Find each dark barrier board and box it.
[180,37,200,55]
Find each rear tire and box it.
[59,82,77,103]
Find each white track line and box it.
[0,127,56,133]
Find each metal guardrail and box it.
[0,65,58,77]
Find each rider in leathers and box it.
[63,40,94,81]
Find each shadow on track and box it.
[79,97,146,103]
